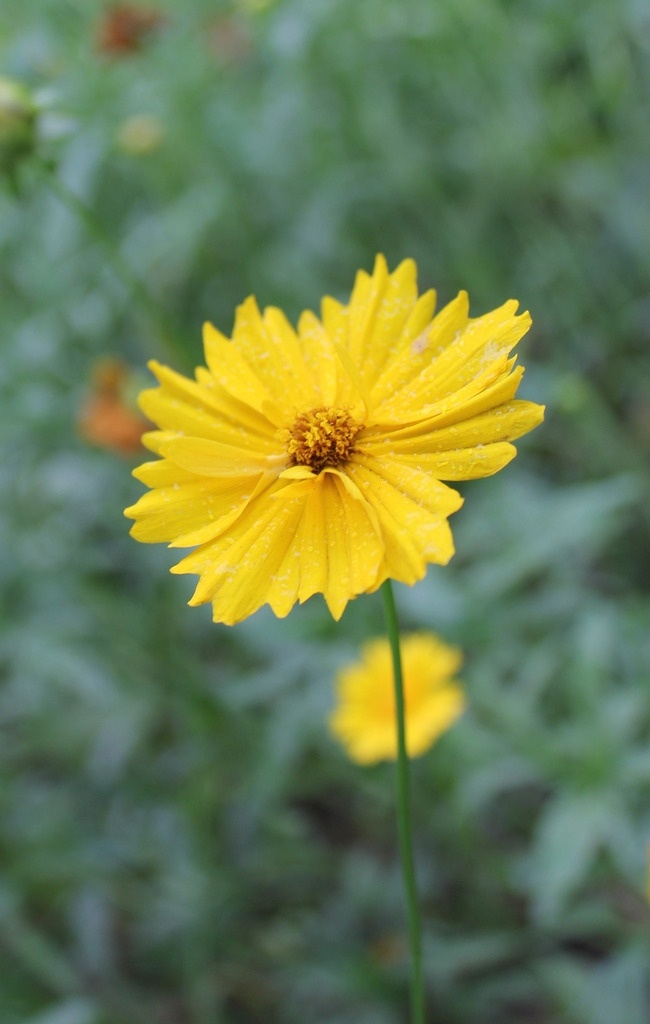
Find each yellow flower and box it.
[116,114,164,155]
[125,255,544,625]
[329,634,465,764]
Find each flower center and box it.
[287,406,364,473]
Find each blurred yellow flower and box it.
[329,634,464,764]
[116,114,163,155]
[125,255,544,624]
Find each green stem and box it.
[39,164,190,367]
[381,579,425,1024]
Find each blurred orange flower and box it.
[78,358,150,456]
[96,4,164,56]
[208,15,254,66]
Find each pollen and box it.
[287,406,364,473]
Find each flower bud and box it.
[0,77,37,177]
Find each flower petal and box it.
[132,459,198,487]
[347,456,462,582]
[408,686,466,756]
[295,310,339,406]
[158,435,282,477]
[368,399,545,457]
[148,358,274,438]
[171,479,307,622]
[371,291,469,411]
[201,318,285,424]
[418,303,532,407]
[125,473,259,545]
[166,472,385,623]
[139,384,280,456]
[290,470,384,619]
[206,297,318,415]
[382,443,517,480]
[322,255,438,408]
[373,297,531,421]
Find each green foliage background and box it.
[1,0,650,1021]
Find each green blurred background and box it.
[1,0,650,1021]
